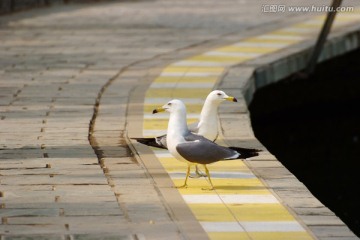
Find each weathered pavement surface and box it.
[1,1,360,239]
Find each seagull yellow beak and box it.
[225,96,238,102]
[152,107,165,114]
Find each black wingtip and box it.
[130,137,168,150]
[229,146,262,159]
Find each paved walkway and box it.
[1,1,360,239]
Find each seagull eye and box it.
[168,103,172,106]
[217,93,222,96]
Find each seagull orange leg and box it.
[176,165,190,188]
[202,165,215,190]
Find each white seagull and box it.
[132,90,238,177]
[152,99,261,190]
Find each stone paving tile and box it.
[1,175,107,186]
[0,224,67,235]
[3,235,65,240]
[71,234,136,240]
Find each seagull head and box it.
[207,90,237,103]
[153,99,186,114]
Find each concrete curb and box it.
[245,24,359,104]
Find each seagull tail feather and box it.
[229,146,261,159]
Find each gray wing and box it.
[187,121,218,142]
[176,134,239,164]
[155,134,168,149]
[183,131,204,142]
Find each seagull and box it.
[132,90,238,177]
[152,99,261,190]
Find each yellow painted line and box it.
[159,66,225,77]
[256,34,305,41]
[143,118,198,130]
[314,14,360,22]
[145,98,206,104]
[142,118,168,130]
[216,46,278,53]
[244,37,301,44]
[139,9,360,239]
[227,203,297,221]
[171,60,232,67]
[162,66,225,73]
[201,221,305,233]
[190,203,296,222]
[156,156,193,169]
[150,82,215,89]
[232,42,292,49]
[173,178,269,195]
[204,51,262,58]
[142,130,166,138]
[188,54,251,63]
[208,232,313,240]
[153,76,219,83]
[144,103,204,114]
[271,30,313,36]
[188,204,237,222]
[314,15,327,21]
[145,88,213,98]
[293,23,323,28]
[181,194,278,204]
[160,72,222,77]
[179,187,272,196]
[336,15,360,20]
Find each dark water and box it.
[249,48,360,237]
